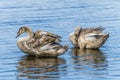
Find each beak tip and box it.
[16,34,19,38]
[16,36,18,38]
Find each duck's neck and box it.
[17,28,34,54]
[18,28,34,43]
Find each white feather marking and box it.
[39,43,50,50]
[57,48,65,53]
[86,33,98,41]
[69,32,74,37]
[41,31,47,35]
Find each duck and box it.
[16,26,68,57]
[69,26,109,49]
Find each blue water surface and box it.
[0,0,120,80]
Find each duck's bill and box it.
[16,33,20,38]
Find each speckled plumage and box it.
[69,26,109,49]
[16,26,68,57]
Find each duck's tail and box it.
[63,45,68,52]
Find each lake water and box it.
[0,0,120,80]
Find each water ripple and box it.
[0,0,120,80]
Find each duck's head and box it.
[69,27,81,47]
[16,26,31,38]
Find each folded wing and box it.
[27,30,61,48]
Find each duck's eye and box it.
[21,28,25,32]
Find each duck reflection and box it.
[71,48,108,77]
[17,56,65,80]
[71,48,107,67]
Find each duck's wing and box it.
[81,26,105,35]
[95,26,105,31]
[27,30,61,48]
[35,42,68,57]
[86,33,102,41]
[35,30,61,43]
[42,31,61,42]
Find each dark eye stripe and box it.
[95,35,101,38]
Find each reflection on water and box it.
[70,48,108,78]
[68,48,108,80]
[17,56,65,80]
[71,48,107,67]
[0,0,120,79]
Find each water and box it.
[0,0,120,80]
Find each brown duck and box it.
[16,26,68,57]
[69,26,109,49]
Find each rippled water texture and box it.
[0,0,120,80]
